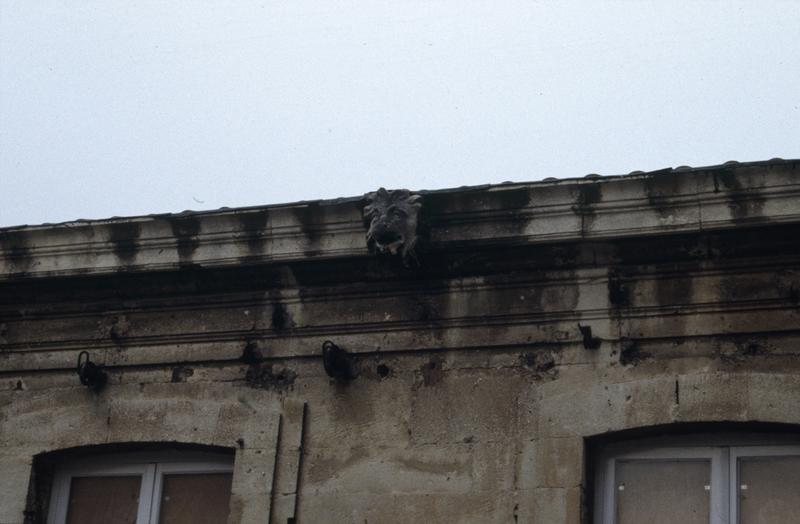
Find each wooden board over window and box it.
[47,451,234,524]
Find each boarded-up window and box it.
[738,456,800,524]
[47,451,234,524]
[65,476,141,524]
[595,440,800,524]
[158,473,233,524]
[615,460,710,524]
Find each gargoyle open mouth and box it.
[372,231,404,255]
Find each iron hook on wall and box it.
[578,324,602,350]
[77,351,108,391]
[322,340,357,381]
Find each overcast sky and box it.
[1,1,798,227]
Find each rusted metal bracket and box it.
[76,351,108,391]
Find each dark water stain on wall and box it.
[245,362,297,392]
[519,349,559,380]
[716,335,771,363]
[411,294,438,322]
[714,169,766,223]
[237,209,270,258]
[417,356,444,387]
[0,231,33,275]
[494,187,533,237]
[421,186,533,247]
[171,365,194,383]
[619,338,649,366]
[643,170,684,219]
[270,302,294,332]
[423,186,530,216]
[607,268,630,309]
[108,222,141,266]
[573,183,602,235]
[167,216,201,265]
[292,202,325,257]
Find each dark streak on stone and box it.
[498,187,533,236]
[245,363,297,391]
[741,341,764,356]
[573,183,602,236]
[171,365,194,383]
[607,269,630,308]
[0,231,33,275]
[271,302,293,332]
[412,294,438,322]
[718,336,771,363]
[237,210,270,257]
[240,341,263,365]
[714,169,766,223]
[3,222,797,300]
[643,172,683,218]
[419,357,444,387]
[167,216,201,264]
[520,350,558,379]
[420,187,531,247]
[108,315,130,347]
[620,339,649,366]
[535,355,555,373]
[292,202,325,257]
[108,222,141,266]
[423,186,530,218]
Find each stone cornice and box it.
[1,159,798,279]
[2,257,798,373]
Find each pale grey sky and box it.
[1,1,798,227]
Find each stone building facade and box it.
[1,159,799,523]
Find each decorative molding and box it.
[0,161,797,279]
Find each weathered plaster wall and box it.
[1,161,799,523]
[5,338,800,523]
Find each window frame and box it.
[146,459,235,523]
[46,451,234,524]
[594,438,800,524]
[728,445,800,523]
[594,445,728,524]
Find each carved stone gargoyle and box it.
[364,188,422,266]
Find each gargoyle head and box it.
[364,188,422,265]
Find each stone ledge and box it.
[1,160,798,279]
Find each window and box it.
[593,435,800,524]
[46,451,234,524]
